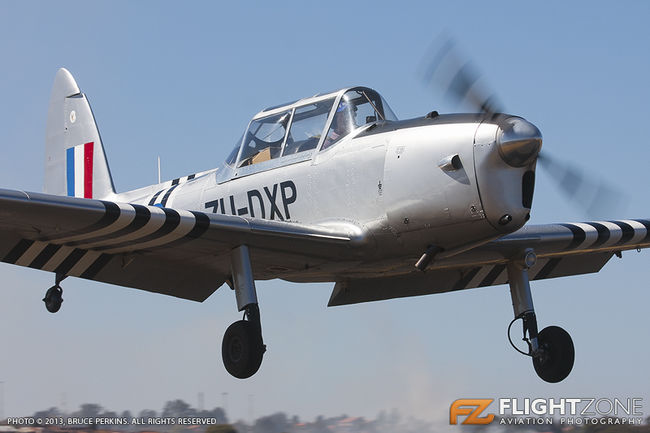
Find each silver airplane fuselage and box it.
[115,112,541,281]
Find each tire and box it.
[533,326,574,383]
[43,285,63,313]
[222,320,264,379]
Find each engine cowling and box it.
[473,115,541,233]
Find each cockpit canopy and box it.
[225,87,397,168]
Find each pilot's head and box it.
[333,102,356,134]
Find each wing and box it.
[0,189,368,301]
[329,219,650,306]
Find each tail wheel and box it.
[222,320,265,379]
[43,285,63,313]
[533,326,574,383]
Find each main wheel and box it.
[222,320,264,379]
[533,326,574,383]
[43,285,63,313]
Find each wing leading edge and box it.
[329,220,650,306]
[0,189,368,301]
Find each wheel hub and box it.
[228,337,243,362]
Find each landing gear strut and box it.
[43,274,66,313]
[507,250,574,383]
[222,245,266,379]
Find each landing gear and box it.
[506,250,575,383]
[43,274,66,313]
[222,245,266,379]
[532,326,575,383]
[222,305,265,379]
[43,285,63,313]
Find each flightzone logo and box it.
[450,398,644,426]
[449,399,494,425]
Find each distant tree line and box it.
[16,401,650,433]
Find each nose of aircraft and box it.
[496,117,542,167]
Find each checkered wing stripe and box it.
[554,220,650,251]
[447,219,650,291]
[446,254,611,292]
[1,201,211,279]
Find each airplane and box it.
[1,66,648,383]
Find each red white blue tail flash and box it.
[66,142,94,198]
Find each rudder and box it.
[45,68,115,199]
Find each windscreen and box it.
[238,110,291,167]
[282,98,335,156]
[322,88,397,150]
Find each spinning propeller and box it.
[421,36,625,218]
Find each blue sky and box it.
[1,0,649,428]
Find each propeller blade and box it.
[537,152,627,219]
[421,36,503,116]
[421,35,626,219]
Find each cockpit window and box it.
[227,87,398,170]
[225,134,243,166]
[321,88,397,151]
[381,96,398,122]
[238,110,290,167]
[282,98,335,156]
[322,101,356,150]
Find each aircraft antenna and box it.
[157,156,161,184]
[0,380,4,421]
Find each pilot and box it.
[322,102,356,149]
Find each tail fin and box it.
[45,68,115,199]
